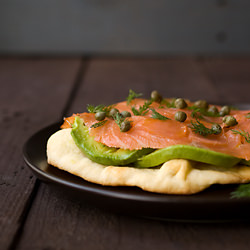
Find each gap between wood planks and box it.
[8,57,90,250]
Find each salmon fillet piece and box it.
[62,99,250,160]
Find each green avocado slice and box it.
[134,145,241,168]
[71,116,153,166]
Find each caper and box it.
[120,120,131,132]
[208,106,219,115]
[223,116,238,127]
[120,110,131,118]
[175,98,187,109]
[219,106,230,116]
[95,111,106,121]
[151,90,162,103]
[211,123,222,135]
[194,100,209,109]
[109,108,119,117]
[174,111,187,122]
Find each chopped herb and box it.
[230,106,239,111]
[126,89,143,105]
[231,129,250,143]
[113,112,131,132]
[191,108,205,120]
[157,99,168,108]
[90,120,107,128]
[166,98,176,108]
[108,108,119,117]
[189,119,219,136]
[150,108,170,120]
[113,112,123,126]
[131,107,140,116]
[158,105,165,109]
[131,107,139,116]
[87,104,112,115]
[132,100,152,116]
[231,183,250,198]
[206,110,221,117]
[87,104,104,113]
[188,106,220,119]
[246,113,250,119]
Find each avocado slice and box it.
[134,145,241,168]
[71,116,153,166]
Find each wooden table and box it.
[1,57,250,250]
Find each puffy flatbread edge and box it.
[47,128,250,195]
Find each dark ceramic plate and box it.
[23,104,250,222]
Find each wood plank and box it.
[68,57,220,114]
[202,57,250,103]
[0,58,82,249]
[17,184,250,250]
[15,57,249,250]
[15,57,250,250]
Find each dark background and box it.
[1,0,250,55]
[1,1,250,250]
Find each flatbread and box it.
[47,128,250,194]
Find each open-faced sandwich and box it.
[47,90,250,195]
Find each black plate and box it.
[23,105,250,222]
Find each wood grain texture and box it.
[0,58,82,249]
[15,57,250,250]
[17,186,250,250]
[68,57,220,114]
[201,57,250,103]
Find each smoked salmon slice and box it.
[62,98,250,161]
